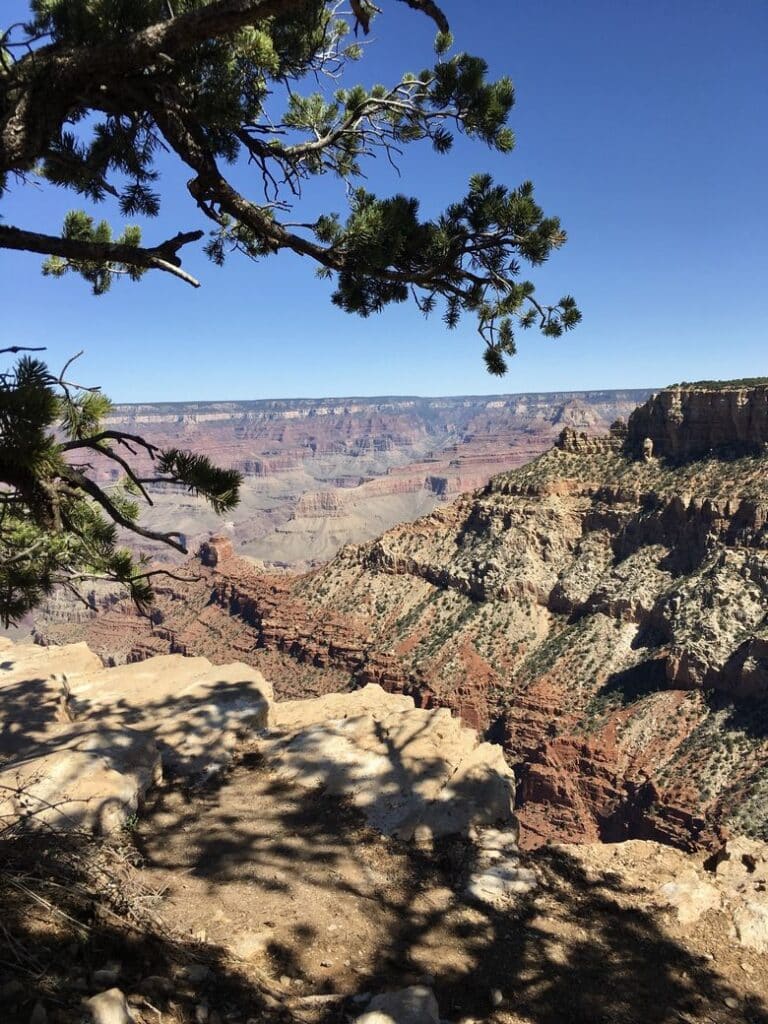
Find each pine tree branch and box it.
[2,538,48,565]
[1,1,449,175]
[61,430,161,457]
[63,440,155,506]
[60,467,187,553]
[0,226,203,286]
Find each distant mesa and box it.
[626,380,768,461]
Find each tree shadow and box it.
[596,657,669,706]
[2,651,767,1024]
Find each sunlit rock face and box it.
[627,382,768,460]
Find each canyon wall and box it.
[93,390,650,569]
[627,381,768,459]
[38,384,768,853]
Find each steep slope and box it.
[37,384,768,850]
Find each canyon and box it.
[35,382,768,855]
[94,390,651,569]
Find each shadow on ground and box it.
[3,755,765,1024]
[1,667,767,1024]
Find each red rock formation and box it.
[38,385,768,853]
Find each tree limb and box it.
[0,226,204,287]
[60,467,188,553]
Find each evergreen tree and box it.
[0,1,581,623]
[1,0,580,370]
[0,347,241,625]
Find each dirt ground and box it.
[2,744,767,1024]
[137,745,768,1024]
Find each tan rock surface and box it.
[263,685,515,839]
[0,640,271,832]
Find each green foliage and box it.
[669,378,768,390]
[2,1,580,370]
[42,211,145,294]
[0,351,243,626]
[0,0,583,620]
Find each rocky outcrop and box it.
[199,534,234,566]
[627,381,768,459]
[263,685,516,841]
[556,426,623,454]
[0,638,271,832]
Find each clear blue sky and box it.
[3,1,767,401]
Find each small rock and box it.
[279,976,292,988]
[411,824,434,851]
[139,976,174,996]
[93,963,121,988]
[741,961,754,975]
[490,989,503,1007]
[732,900,768,952]
[724,997,739,1010]
[195,1003,209,1024]
[226,931,269,960]
[29,1002,47,1024]
[320,960,332,968]
[355,985,439,1024]
[85,988,133,1024]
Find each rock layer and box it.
[263,685,515,840]
[627,381,768,459]
[34,384,768,850]
[0,638,271,832]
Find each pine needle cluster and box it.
[0,349,242,626]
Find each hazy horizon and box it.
[108,385,658,408]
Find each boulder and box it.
[66,655,272,778]
[658,871,721,925]
[0,641,272,833]
[0,726,161,833]
[85,989,133,1024]
[732,901,768,952]
[263,686,515,839]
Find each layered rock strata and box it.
[35,384,768,851]
[627,380,768,459]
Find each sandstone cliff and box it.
[627,380,768,459]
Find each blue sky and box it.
[3,0,767,401]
